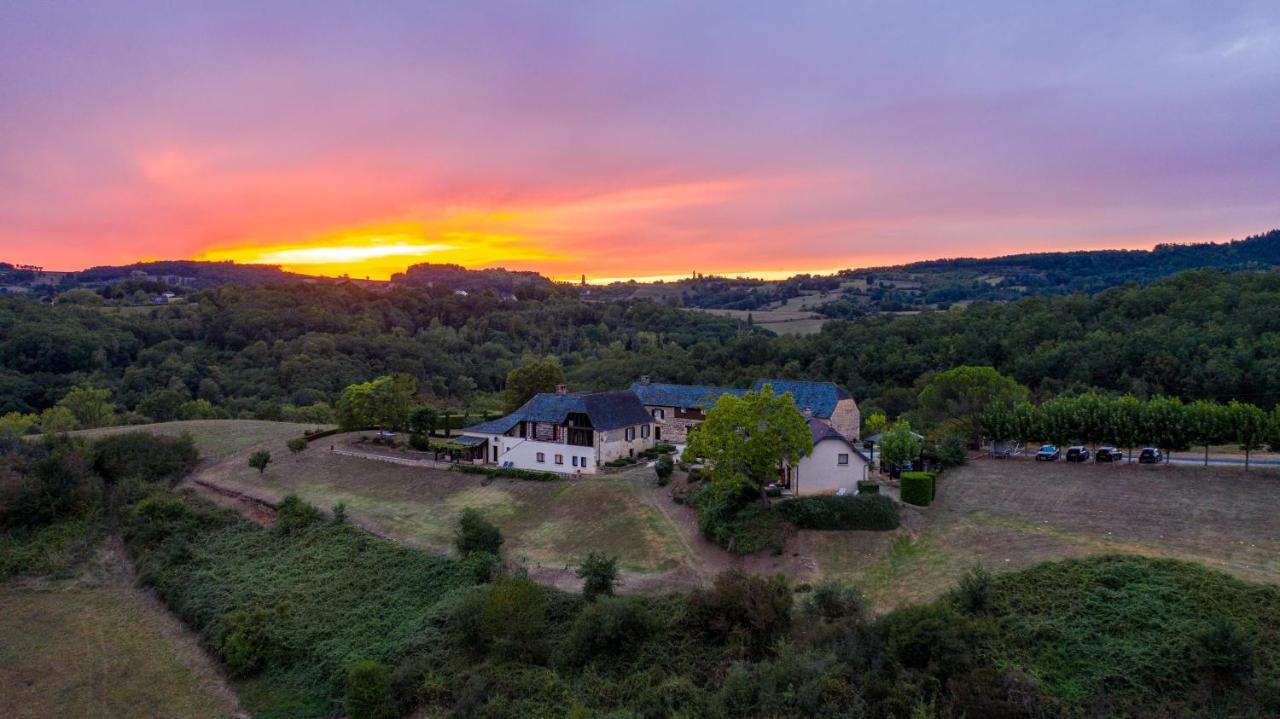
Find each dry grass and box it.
[804,459,1280,611]
[192,433,691,573]
[683,307,830,335]
[0,542,241,719]
[68,420,325,459]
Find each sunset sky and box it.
[2,2,1278,282]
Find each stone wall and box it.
[828,398,861,440]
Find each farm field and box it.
[685,306,829,335]
[804,458,1280,611]
[0,544,241,719]
[190,431,693,576]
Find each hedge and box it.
[455,465,560,481]
[775,494,900,531]
[900,471,936,506]
[857,481,879,495]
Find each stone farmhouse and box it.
[459,385,656,475]
[461,376,869,493]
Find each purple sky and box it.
[2,1,1278,280]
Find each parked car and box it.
[1138,447,1163,464]
[1065,446,1091,462]
[1035,444,1060,461]
[1095,447,1124,463]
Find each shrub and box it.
[331,502,347,524]
[455,465,559,481]
[248,449,272,476]
[689,483,788,555]
[274,495,324,534]
[857,480,879,495]
[345,659,396,719]
[776,494,900,531]
[1196,618,1254,682]
[900,472,935,506]
[689,570,792,657]
[286,436,308,455]
[562,595,653,665]
[878,604,986,686]
[482,575,547,662]
[461,550,502,583]
[950,565,993,615]
[408,433,431,451]
[218,606,275,678]
[455,508,503,556]
[92,431,198,485]
[654,454,674,484]
[804,579,867,622]
[576,552,619,600]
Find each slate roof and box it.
[464,390,652,435]
[752,379,852,418]
[808,418,870,461]
[628,382,746,409]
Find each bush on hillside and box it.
[482,575,547,662]
[1196,617,1255,682]
[900,471,935,506]
[775,494,900,531]
[92,431,198,485]
[275,495,324,534]
[689,569,792,657]
[803,578,867,622]
[949,565,993,615]
[455,508,503,556]
[688,483,788,555]
[345,660,396,719]
[562,595,653,665]
[576,552,619,600]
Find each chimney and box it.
[639,375,651,386]
[555,383,568,395]
[803,407,813,420]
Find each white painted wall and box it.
[794,438,868,495]
[466,433,599,474]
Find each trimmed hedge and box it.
[900,471,936,506]
[856,481,879,495]
[776,494,900,531]
[456,465,559,481]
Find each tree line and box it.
[981,393,1278,467]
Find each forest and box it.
[4,268,1280,432]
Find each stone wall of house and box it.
[828,398,861,440]
[652,415,702,443]
[596,424,656,463]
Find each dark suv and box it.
[1066,446,1091,462]
[1095,447,1123,463]
[1138,447,1163,464]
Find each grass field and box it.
[193,432,691,573]
[69,419,327,459]
[804,459,1280,611]
[0,543,241,719]
[684,307,829,335]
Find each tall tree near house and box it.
[916,365,1028,447]
[504,358,564,413]
[863,412,889,438]
[1269,406,1280,454]
[1229,400,1268,471]
[681,386,812,506]
[1185,399,1230,467]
